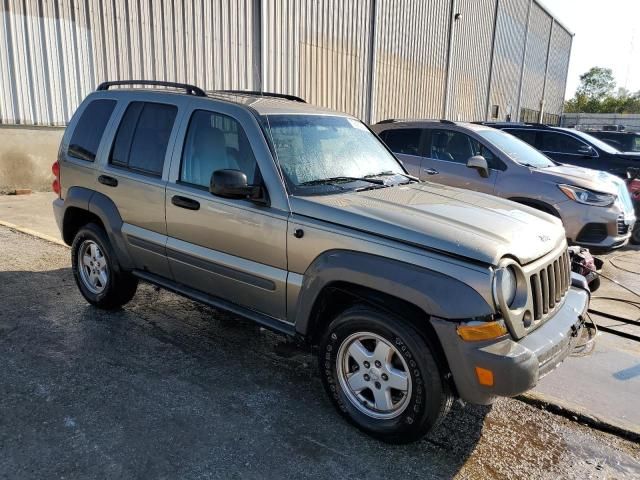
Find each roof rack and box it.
[376,118,458,125]
[217,90,306,103]
[96,80,206,97]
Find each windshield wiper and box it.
[366,171,419,182]
[300,176,385,186]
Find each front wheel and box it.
[318,305,452,443]
[630,225,640,245]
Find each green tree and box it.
[576,67,615,100]
[564,67,640,114]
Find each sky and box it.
[541,0,640,99]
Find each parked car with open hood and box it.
[372,120,636,250]
[53,81,589,443]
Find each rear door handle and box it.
[171,195,200,211]
[423,168,439,175]
[98,175,118,187]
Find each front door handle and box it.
[171,195,200,211]
[423,168,439,175]
[98,175,118,187]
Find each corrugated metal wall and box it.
[447,0,497,121]
[487,0,529,121]
[0,0,256,125]
[544,21,572,115]
[371,0,450,122]
[262,0,372,120]
[518,1,552,116]
[1,0,572,126]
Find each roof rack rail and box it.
[439,119,456,125]
[523,122,550,128]
[217,90,306,103]
[376,119,397,124]
[96,80,206,97]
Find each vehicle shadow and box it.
[0,266,490,479]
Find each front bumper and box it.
[556,199,635,250]
[431,285,589,405]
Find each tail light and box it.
[52,161,61,196]
[629,179,640,200]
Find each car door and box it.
[95,97,182,279]
[536,131,596,167]
[165,102,288,320]
[378,128,426,177]
[420,129,498,194]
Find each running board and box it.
[132,270,296,337]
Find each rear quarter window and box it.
[109,101,177,176]
[68,99,116,161]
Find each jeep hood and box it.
[535,164,620,194]
[290,182,565,266]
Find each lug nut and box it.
[374,381,381,389]
[363,361,370,368]
[381,373,388,381]
[363,374,370,381]
[374,360,381,368]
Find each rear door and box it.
[420,129,499,194]
[378,128,426,177]
[95,96,183,278]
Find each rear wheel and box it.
[318,305,452,443]
[71,223,138,309]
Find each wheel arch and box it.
[294,250,494,340]
[61,187,134,270]
[508,197,560,218]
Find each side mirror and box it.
[210,169,267,204]
[467,155,489,178]
[578,145,596,157]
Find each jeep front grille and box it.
[528,250,571,321]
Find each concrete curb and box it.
[518,392,640,443]
[0,220,68,248]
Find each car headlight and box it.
[558,184,616,207]
[493,260,527,314]
[494,265,517,308]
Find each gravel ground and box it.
[0,226,638,480]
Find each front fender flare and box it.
[294,250,494,336]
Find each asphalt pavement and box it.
[1,224,639,479]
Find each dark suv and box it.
[587,130,640,153]
[481,123,640,179]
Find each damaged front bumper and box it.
[431,281,590,405]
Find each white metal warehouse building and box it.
[1,0,572,126]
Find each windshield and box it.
[478,129,556,168]
[569,129,621,154]
[263,115,405,194]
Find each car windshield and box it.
[478,128,555,168]
[569,129,620,154]
[263,115,406,194]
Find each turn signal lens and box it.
[457,321,508,341]
[475,367,494,386]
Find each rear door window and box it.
[68,99,116,161]
[110,101,177,176]
[381,129,423,156]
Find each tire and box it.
[71,222,138,309]
[318,305,453,444]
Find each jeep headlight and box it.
[558,184,615,207]
[493,260,526,312]
[498,266,517,307]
